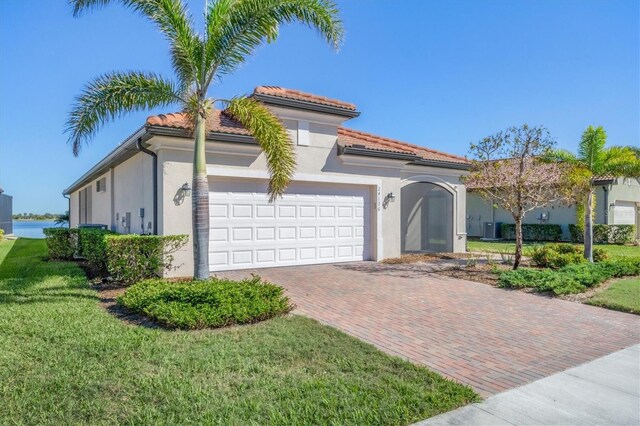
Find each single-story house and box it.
[467,176,640,240]
[64,86,470,276]
[0,187,12,235]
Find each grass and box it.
[0,239,478,425]
[467,239,639,259]
[587,278,640,314]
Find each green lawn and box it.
[587,278,640,314]
[0,239,477,425]
[467,240,639,259]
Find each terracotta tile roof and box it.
[254,86,357,111]
[146,110,250,135]
[338,127,469,165]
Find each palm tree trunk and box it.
[584,190,593,262]
[513,214,523,270]
[192,113,210,279]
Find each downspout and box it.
[602,186,609,224]
[136,138,158,235]
[63,194,70,228]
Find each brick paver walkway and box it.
[218,262,640,396]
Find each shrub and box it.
[531,243,585,268]
[43,228,78,259]
[500,224,562,242]
[117,276,294,329]
[499,257,640,295]
[0,229,4,241]
[78,229,115,273]
[575,224,637,245]
[531,243,608,268]
[105,234,188,284]
[568,224,584,243]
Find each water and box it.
[12,221,58,238]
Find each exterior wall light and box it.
[181,182,192,197]
[387,192,396,202]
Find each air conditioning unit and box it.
[482,222,502,240]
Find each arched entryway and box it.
[401,182,454,253]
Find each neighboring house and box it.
[64,86,470,275]
[0,187,12,235]
[467,176,640,240]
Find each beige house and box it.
[64,87,469,276]
[467,177,640,240]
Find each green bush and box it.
[78,229,115,273]
[117,276,294,329]
[43,228,79,260]
[499,257,640,295]
[531,243,608,268]
[105,234,188,284]
[500,224,562,242]
[568,224,584,243]
[0,229,4,241]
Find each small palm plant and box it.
[66,0,343,279]
[55,211,70,227]
[546,126,640,261]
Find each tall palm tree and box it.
[66,0,343,279]
[547,126,640,261]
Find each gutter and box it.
[252,93,361,118]
[136,138,158,235]
[63,194,70,228]
[602,185,609,224]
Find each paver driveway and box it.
[218,262,640,396]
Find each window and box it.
[96,177,107,193]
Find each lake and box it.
[12,221,58,238]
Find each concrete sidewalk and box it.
[418,344,640,425]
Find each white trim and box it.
[207,166,383,260]
[150,138,261,157]
[297,120,310,146]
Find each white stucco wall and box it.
[68,153,154,234]
[112,153,154,234]
[152,108,467,276]
[467,177,640,239]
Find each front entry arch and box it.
[401,182,454,253]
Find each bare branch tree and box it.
[462,125,574,269]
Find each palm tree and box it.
[66,0,343,279]
[547,126,640,261]
[55,211,70,228]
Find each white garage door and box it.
[612,201,636,225]
[209,179,371,271]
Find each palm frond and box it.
[540,148,581,165]
[204,0,344,80]
[578,125,606,169]
[600,146,640,177]
[224,97,296,200]
[66,71,180,156]
[70,0,201,89]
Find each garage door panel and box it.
[209,180,371,271]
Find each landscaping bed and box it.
[0,238,478,424]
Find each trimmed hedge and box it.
[43,228,79,260]
[105,234,188,284]
[500,224,562,242]
[569,224,637,244]
[0,229,4,241]
[78,229,115,273]
[531,243,607,268]
[117,276,294,329]
[499,257,640,295]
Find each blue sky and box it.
[1,0,638,213]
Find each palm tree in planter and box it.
[66,0,343,279]
[546,126,640,261]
